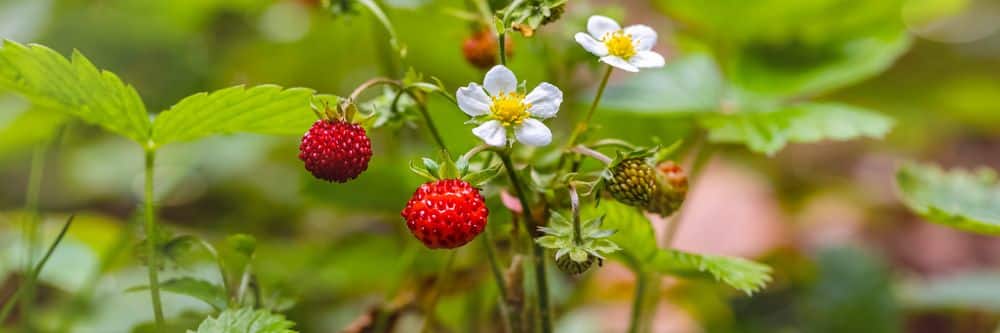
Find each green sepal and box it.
[409,160,437,181]
[462,161,502,186]
[437,150,460,179]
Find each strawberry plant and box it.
[4,0,996,332]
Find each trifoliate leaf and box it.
[151,85,318,146]
[896,163,1000,235]
[0,40,151,142]
[188,308,297,333]
[126,277,228,311]
[699,103,893,155]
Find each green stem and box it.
[568,183,582,245]
[498,31,507,66]
[356,0,404,60]
[420,250,458,333]
[144,149,165,326]
[483,229,517,333]
[565,65,613,147]
[1,215,74,324]
[627,272,648,333]
[412,95,449,155]
[497,151,551,333]
[19,145,46,328]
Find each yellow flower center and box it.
[603,31,636,59]
[490,92,531,126]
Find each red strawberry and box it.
[401,179,489,249]
[461,29,513,70]
[299,119,372,183]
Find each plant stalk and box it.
[144,149,165,326]
[1,215,74,324]
[483,229,517,333]
[565,65,613,148]
[19,145,46,328]
[413,97,449,155]
[497,151,552,333]
[627,271,648,333]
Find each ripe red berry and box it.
[401,179,489,249]
[299,119,372,183]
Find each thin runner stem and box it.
[143,149,165,326]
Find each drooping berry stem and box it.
[413,96,449,155]
[568,183,583,245]
[498,151,552,333]
[143,149,165,326]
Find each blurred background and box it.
[1,0,1000,332]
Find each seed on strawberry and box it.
[401,179,489,249]
[645,161,688,216]
[606,158,657,207]
[299,119,372,183]
[555,253,600,275]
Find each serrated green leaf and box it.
[596,54,724,116]
[188,308,297,333]
[646,248,772,295]
[700,103,893,155]
[896,163,1000,235]
[0,40,150,142]
[151,85,318,146]
[127,277,228,311]
[586,201,771,293]
[900,271,1000,313]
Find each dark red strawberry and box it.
[401,179,488,249]
[299,119,372,183]
[462,29,513,70]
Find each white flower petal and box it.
[472,120,507,147]
[483,65,517,96]
[629,51,665,68]
[587,15,620,39]
[574,33,608,57]
[600,55,639,72]
[456,83,491,116]
[514,119,552,146]
[524,82,562,119]
[624,25,657,51]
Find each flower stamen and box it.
[490,92,531,126]
[602,31,636,59]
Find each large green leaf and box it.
[896,163,1000,235]
[0,40,150,142]
[699,103,894,155]
[728,28,911,97]
[900,271,1000,313]
[595,54,724,116]
[127,277,228,311]
[586,201,772,294]
[151,85,319,146]
[189,308,297,333]
[657,0,912,97]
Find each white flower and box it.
[456,65,563,147]
[574,15,665,72]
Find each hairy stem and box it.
[411,93,449,155]
[497,151,552,333]
[144,150,165,326]
[568,183,582,245]
[570,145,612,166]
[348,78,401,102]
